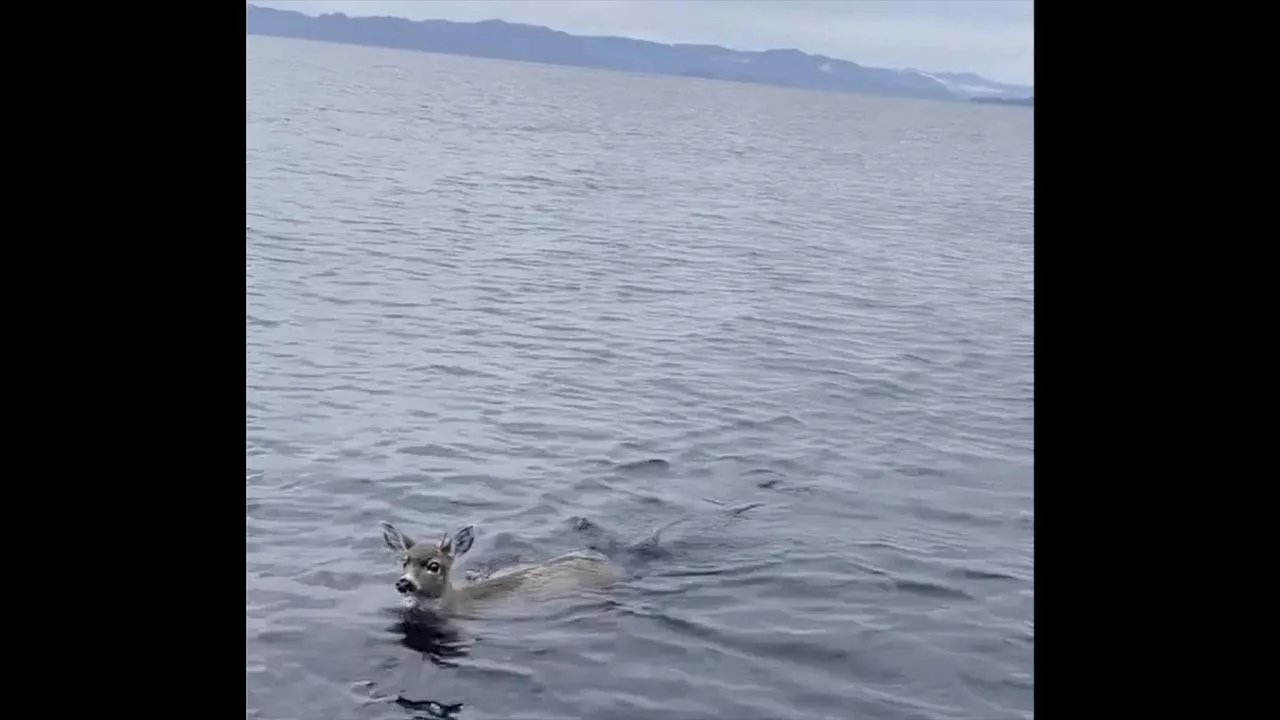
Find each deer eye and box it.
[426,561,441,573]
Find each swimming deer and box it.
[380,521,619,615]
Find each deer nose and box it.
[395,578,413,594]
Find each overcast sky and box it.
[250,1,1033,86]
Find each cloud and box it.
[250,0,1033,85]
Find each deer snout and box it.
[395,576,416,594]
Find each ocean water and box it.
[246,34,1033,720]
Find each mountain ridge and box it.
[245,4,1033,103]
[972,96,1034,107]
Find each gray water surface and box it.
[246,35,1033,720]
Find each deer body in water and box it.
[380,521,619,615]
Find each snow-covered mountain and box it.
[908,69,1034,100]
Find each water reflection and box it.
[390,606,471,668]
[393,695,465,719]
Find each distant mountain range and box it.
[972,96,1034,107]
[245,4,1033,103]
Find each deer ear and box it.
[449,525,475,557]
[380,522,414,553]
